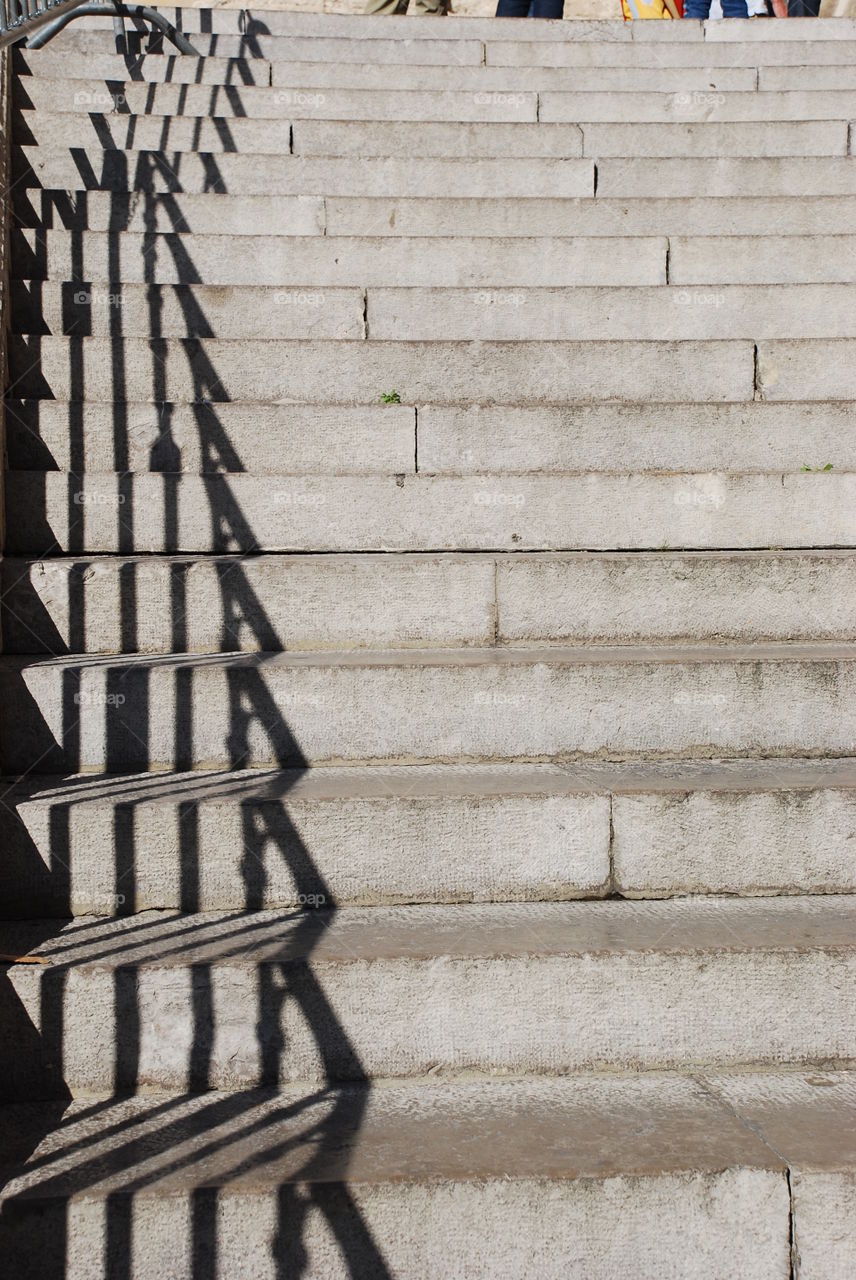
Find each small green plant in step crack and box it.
[800,463,833,472]
[381,390,402,404]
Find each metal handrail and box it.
[0,0,200,52]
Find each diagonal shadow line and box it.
[1,67,393,1280]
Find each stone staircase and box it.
[1,11,856,1278]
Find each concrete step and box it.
[14,80,540,122]
[595,158,856,198]
[13,277,856,340]
[540,89,856,123]
[72,9,856,39]
[42,29,856,67]
[15,112,600,160]
[293,117,847,160]
[6,336,753,405]
[415,402,856,474]
[10,111,853,163]
[0,553,495,654]
[6,470,854,556]
[269,61,760,93]
[578,121,848,159]
[13,189,329,236]
[14,146,595,196]
[14,191,856,240]
[1,644,855,773]
[19,78,856,125]
[5,1070,852,1279]
[2,758,855,916]
[485,38,856,68]
[10,281,368,341]
[13,110,298,155]
[1,896,854,1094]
[13,49,273,84]
[22,151,854,202]
[10,232,663,287]
[5,551,856,657]
[15,52,760,93]
[17,234,853,294]
[7,335,753,405]
[71,11,660,38]
[4,401,415,474]
[365,285,856,341]
[0,763,610,915]
[761,64,856,91]
[7,399,851,476]
[43,33,492,66]
[669,238,856,285]
[705,15,856,38]
[6,546,856,648]
[322,193,856,238]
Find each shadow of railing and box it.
[1,67,392,1279]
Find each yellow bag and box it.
[621,0,681,16]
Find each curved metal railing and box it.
[0,0,199,51]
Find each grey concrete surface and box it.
[2,897,855,1091]
[2,760,855,914]
[367,285,856,340]
[6,336,752,403]
[5,551,856,654]
[0,1072,811,1279]
[16,146,596,195]
[6,470,853,555]
[13,231,662,286]
[415,402,856,472]
[2,643,856,771]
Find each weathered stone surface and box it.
[6,336,752,403]
[596,157,856,198]
[7,551,856,655]
[271,62,760,92]
[13,188,328,236]
[416,402,856,473]
[0,1075,793,1280]
[14,79,541,122]
[2,897,854,1092]
[669,236,856,284]
[368,284,856,339]
[14,49,272,83]
[6,471,853,556]
[15,146,595,196]
[613,783,856,897]
[14,230,662,287]
[2,644,856,772]
[580,121,848,158]
[0,765,610,915]
[757,340,856,401]
[2,761,854,915]
[0,553,494,653]
[760,65,856,91]
[487,38,856,67]
[495,552,856,644]
[291,119,584,157]
[4,401,415,473]
[541,90,856,123]
[10,280,367,340]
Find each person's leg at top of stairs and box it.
[495,0,564,16]
[684,0,748,14]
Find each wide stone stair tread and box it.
[0,1070,851,1276]
[2,758,856,915]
